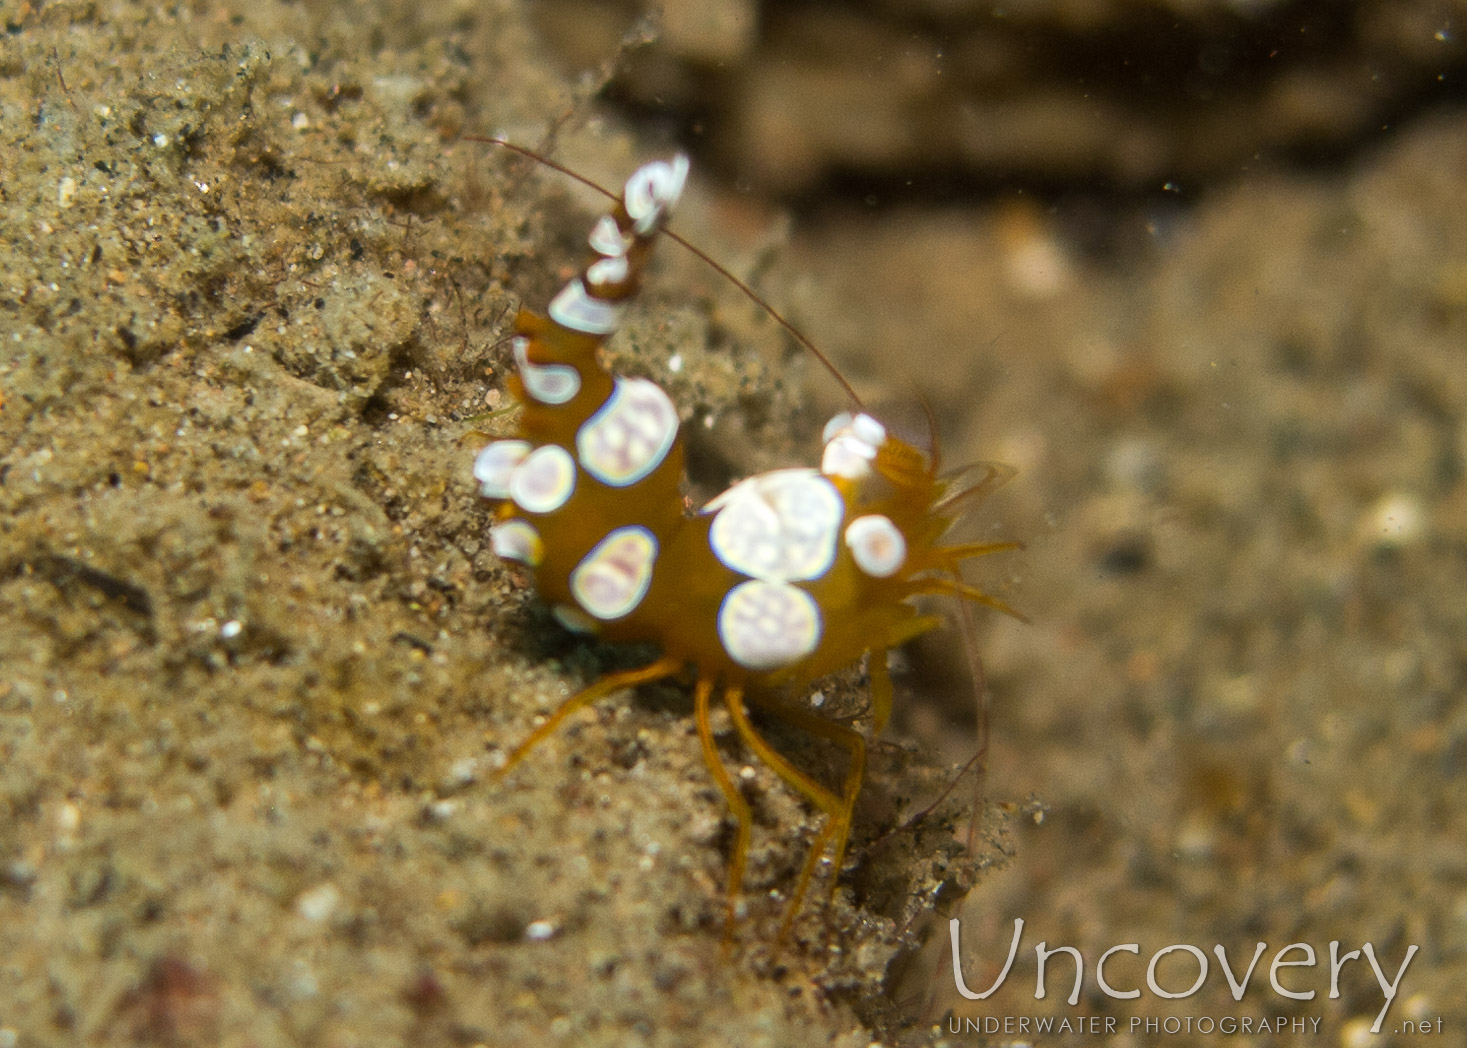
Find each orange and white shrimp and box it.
[475,152,1021,938]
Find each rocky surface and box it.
[0,3,985,1045]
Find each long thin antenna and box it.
[954,591,990,851]
[466,136,864,410]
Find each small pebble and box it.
[1360,491,1423,549]
[525,919,556,941]
[296,882,340,922]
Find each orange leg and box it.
[726,688,866,939]
[693,677,751,949]
[914,577,1028,623]
[491,655,683,778]
[867,613,946,732]
[941,540,1024,562]
[750,696,868,903]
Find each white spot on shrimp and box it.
[514,337,580,405]
[571,526,658,621]
[706,468,842,582]
[821,435,875,480]
[586,255,630,289]
[510,444,577,514]
[548,277,622,335]
[822,412,854,444]
[551,604,598,635]
[820,412,888,480]
[717,579,822,671]
[845,514,907,578]
[576,378,679,487]
[474,439,531,498]
[623,155,690,235]
[851,413,887,448]
[490,519,544,566]
[589,214,629,258]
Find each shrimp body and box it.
[475,156,1017,935]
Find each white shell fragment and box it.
[623,155,690,235]
[845,514,907,578]
[510,444,577,514]
[513,336,580,405]
[571,526,658,620]
[576,377,680,487]
[589,214,629,258]
[490,519,544,566]
[718,579,822,671]
[706,468,842,583]
[474,439,531,498]
[549,277,623,336]
[821,411,888,481]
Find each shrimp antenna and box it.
[466,136,865,410]
[954,589,991,849]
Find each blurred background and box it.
[527,0,1467,1040]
